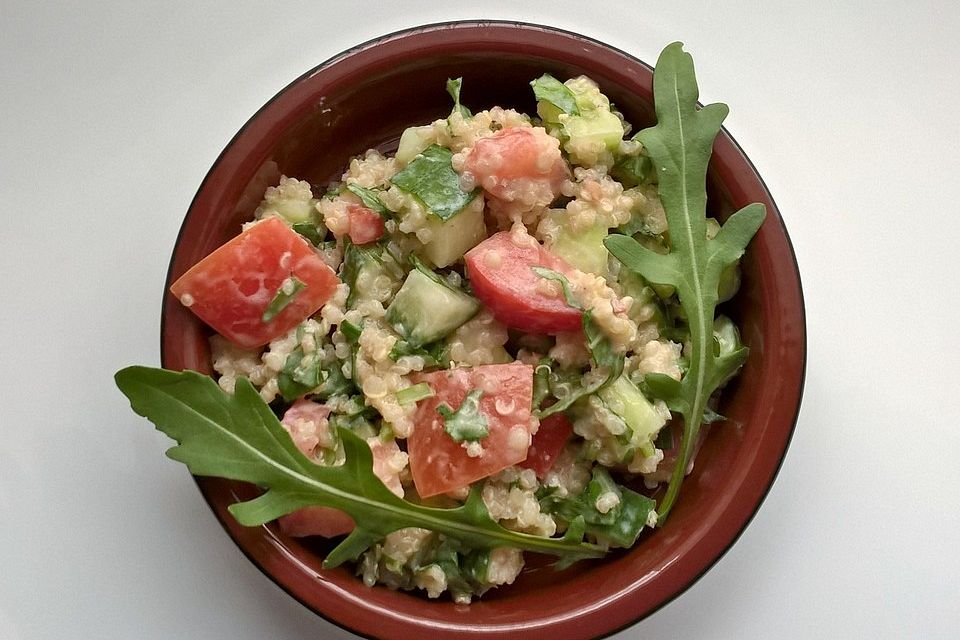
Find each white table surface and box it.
[2,1,958,638]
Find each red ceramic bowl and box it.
[161,21,805,640]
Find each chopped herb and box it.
[341,319,363,343]
[345,183,390,218]
[530,73,580,116]
[396,382,434,406]
[438,389,488,443]
[261,276,306,323]
[446,77,472,119]
[389,339,448,368]
[291,222,324,246]
[390,144,479,221]
[539,468,655,548]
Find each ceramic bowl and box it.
[160,20,805,640]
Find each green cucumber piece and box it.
[598,374,666,458]
[421,195,486,268]
[385,260,480,347]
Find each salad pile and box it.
[117,43,764,603]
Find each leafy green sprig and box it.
[604,43,765,522]
[115,367,605,567]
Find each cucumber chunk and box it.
[385,260,480,347]
[598,374,666,458]
[421,195,487,268]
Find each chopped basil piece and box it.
[291,222,324,246]
[261,276,306,323]
[438,389,488,443]
[390,145,479,221]
[345,183,389,218]
[530,73,580,116]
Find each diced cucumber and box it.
[598,374,666,458]
[563,109,625,153]
[385,260,480,347]
[547,211,610,277]
[421,195,487,268]
[395,125,434,167]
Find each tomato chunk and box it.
[464,229,582,334]
[170,217,339,348]
[346,204,385,245]
[519,413,574,478]
[463,127,567,206]
[277,400,405,538]
[408,362,534,498]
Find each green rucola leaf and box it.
[115,366,605,567]
[604,42,766,522]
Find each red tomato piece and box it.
[408,362,535,498]
[170,217,339,349]
[464,229,583,334]
[280,399,333,455]
[519,413,574,478]
[463,127,568,206]
[346,204,385,244]
[277,400,405,538]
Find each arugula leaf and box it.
[530,73,580,116]
[530,267,625,418]
[115,367,605,566]
[390,145,479,221]
[261,277,306,322]
[603,43,765,522]
[438,389,488,443]
[446,77,472,119]
[345,183,389,218]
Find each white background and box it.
[2,1,958,638]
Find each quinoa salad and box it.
[117,45,762,605]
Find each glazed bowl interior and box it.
[160,21,805,640]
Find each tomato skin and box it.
[408,362,534,498]
[170,217,340,349]
[464,230,582,334]
[519,413,574,478]
[463,127,567,204]
[346,204,385,244]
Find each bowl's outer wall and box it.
[161,22,805,640]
